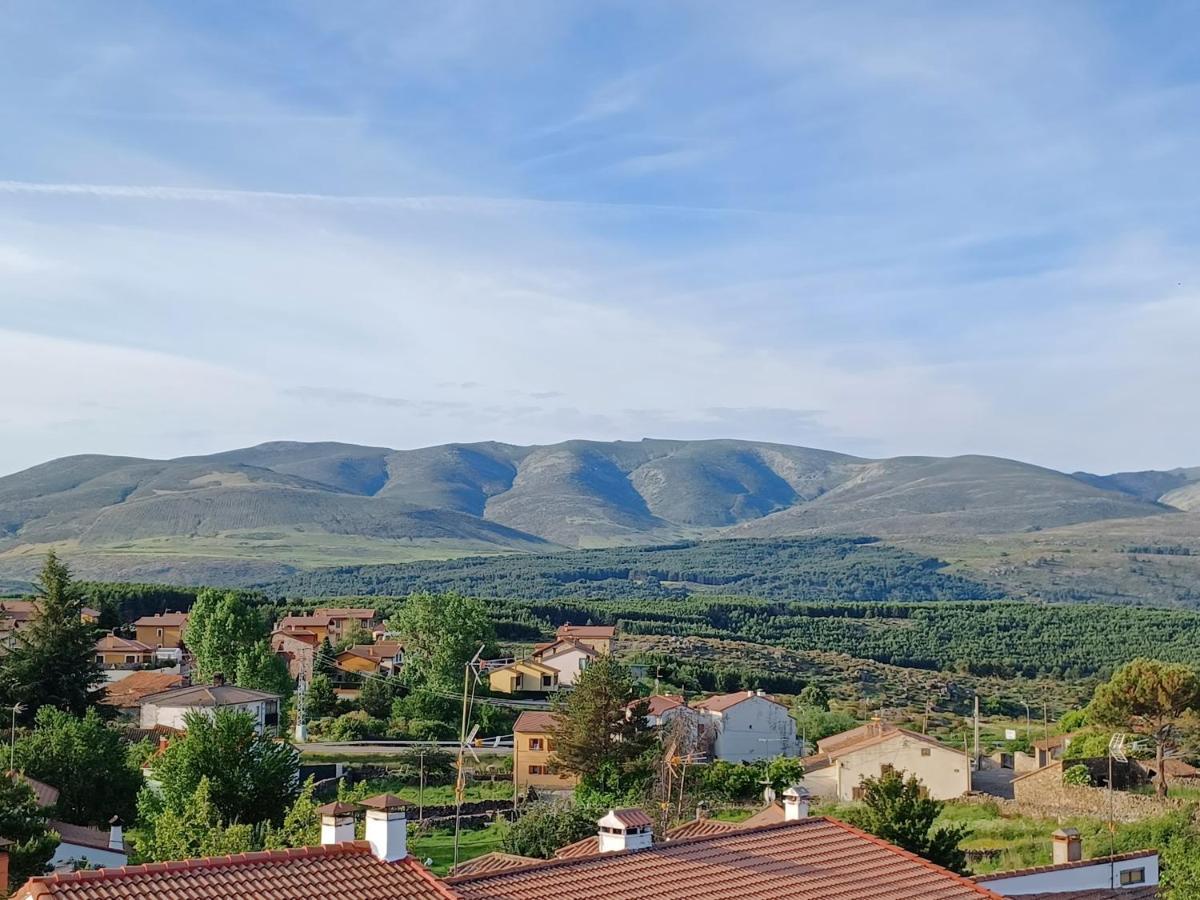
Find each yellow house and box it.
[489,659,559,694]
[513,711,577,792]
[335,641,403,675]
[95,634,153,668]
[554,624,616,655]
[275,614,332,643]
[134,612,188,650]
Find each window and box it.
[95,655,104,664]
[264,703,279,728]
[528,765,547,776]
[157,628,163,638]
[542,674,553,687]
[1120,868,1146,886]
[125,654,137,663]
[528,738,545,751]
[920,748,932,757]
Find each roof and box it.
[663,817,740,840]
[15,842,458,900]
[1005,889,1157,900]
[133,613,188,627]
[101,671,184,708]
[974,851,1159,885]
[272,628,319,645]
[0,601,101,622]
[736,802,785,829]
[95,634,153,653]
[493,659,558,676]
[451,853,542,877]
[450,817,1003,900]
[314,607,377,619]
[808,724,965,768]
[513,711,559,734]
[10,772,60,808]
[553,835,599,859]
[535,638,598,660]
[49,820,122,854]
[139,683,280,708]
[635,695,685,717]
[605,808,653,829]
[556,624,616,639]
[277,614,332,629]
[692,690,785,714]
[817,721,898,754]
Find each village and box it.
[0,562,1186,900]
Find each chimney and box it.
[695,803,709,821]
[1052,827,1082,865]
[782,785,810,821]
[0,837,10,892]
[108,815,124,851]
[597,808,653,853]
[212,672,225,687]
[362,794,408,862]
[317,801,358,846]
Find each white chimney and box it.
[108,816,124,851]
[317,801,358,846]
[362,794,408,862]
[782,785,810,821]
[1052,827,1082,865]
[597,808,654,853]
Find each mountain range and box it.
[1,438,1197,592]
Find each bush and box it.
[503,800,596,859]
[325,711,387,742]
[1063,764,1092,787]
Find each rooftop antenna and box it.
[452,646,485,869]
[1107,732,1127,889]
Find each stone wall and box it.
[1008,761,1183,822]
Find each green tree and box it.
[1089,658,1200,798]
[851,770,969,874]
[235,640,293,697]
[13,707,142,825]
[150,709,299,825]
[359,673,401,720]
[0,552,103,720]
[765,757,806,796]
[185,589,267,683]
[502,799,596,859]
[551,655,655,802]
[392,593,495,691]
[305,673,338,718]
[796,684,829,711]
[1062,764,1092,786]
[139,777,258,862]
[333,623,374,653]
[0,775,58,890]
[264,777,321,850]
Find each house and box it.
[138,675,281,734]
[12,795,457,900]
[691,689,801,762]
[132,613,188,650]
[94,634,153,668]
[275,613,332,643]
[48,818,128,872]
[271,628,318,681]
[975,829,1158,896]
[489,659,559,695]
[336,640,404,676]
[0,600,101,646]
[100,671,183,716]
[530,638,596,687]
[448,796,1005,900]
[1033,733,1074,768]
[554,624,616,655]
[631,694,698,729]
[313,607,379,640]
[513,711,576,792]
[801,721,971,801]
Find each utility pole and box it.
[973,695,981,773]
[1023,700,1031,742]
[418,750,425,822]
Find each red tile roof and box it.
[608,808,653,829]
[451,817,1003,899]
[552,835,599,859]
[9,772,60,808]
[735,802,785,829]
[635,695,685,717]
[663,818,740,840]
[48,820,122,854]
[513,711,559,733]
[807,725,966,769]
[101,672,185,708]
[133,613,188,627]
[139,683,280,707]
[314,608,377,619]
[692,690,784,713]
[95,634,153,653]
[535,638,598,660]
[556,625,616,639]
[973,850,1158,884]
[15,843,458,899]
[278,614,332,629]
[450,853,542,877]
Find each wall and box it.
[142,700,271,733]
[50,843,128,871]
[834,735,969,801]
[136,624,184,649]
[709,696,800,763]
[803,766,839,800]
[977,855,1158,895]
[1011,762,1184,822]
[513,730,577,792]
[541,647,591,686]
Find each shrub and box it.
[1063,764,1092,787]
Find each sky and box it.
[1,1,1198,477]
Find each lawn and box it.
[342,778,513,807]
[409,822,509,875]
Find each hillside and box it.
[0,438,1186,589]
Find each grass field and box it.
[342,778,513,807]
[409,822,509,875]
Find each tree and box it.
[264,777,321,849]
[13,707,142,825]
[0,552,103,720]
[1089,658,1200,798]
[1062,764,1092,787]
[551,655,655,802]
[305,673,338,719]
[150,709,299,825]
[502,799,596,859]
[359,673,401,720]
[796,684,829,711]
[765,756,806,797]
[0,775,58,890]
[235,640,293,697]
[392,593,495,691]
[185,589,268,683]
[139,777,258,862]
[851,770,969,874]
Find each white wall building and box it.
[138,678,281,734]
[692,690,800,763]
[977,829,1158,896]
[48,819,128,872]
[532,638,596,687]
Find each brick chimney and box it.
[361,794,408,862]
[1052,827,1082,865]
[782,785,810,821]
[108,815,124,851]
[597,808,653,853]
[317,801,358,846]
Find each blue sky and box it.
[1,1,1198,475]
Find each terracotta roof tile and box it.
[95,634,153,653]
[104,671,184,709]
[692,690,785,713]
[513,711,559,734]
[278,614,332,629]
[452,818,1003,900]
[139,683,280,707]
[133,613,189,627]
[556,625,616,639]
[663,818,740,840]
[608,808,653,829]
[314,607,377,619]
[9,772,60,809]
[553,835,599,859]
[635,695,685,717]
[736,802,785,829]
[450,853,543,877]
[15,842,458,899]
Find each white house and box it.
[691,690,800,762]
[138,676,281,734]
[48,818,128,872]
[532,638,597,687]
[976,829,1158,896]
[801,722,971,802]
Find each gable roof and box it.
[513,711,559,733]
[9,772,59,808]
[634,695,685,717]
[49,820,122,854]
[133,613,188,628]
[556,624,616,640]
[494,658,558,677]
[139,683,280,708]
[450,853,542,877]
[0,601,101,623]
[101,671,184,708]
[95,634,152,653]
[663,817,740,840]
[277,614,332,629]
[808,724,966,768]
[313,607,377,619]
[535,638,598,660]
[736,802,785,829]
[272,628,319,645]
[973,850,1158,885]
[449,817,1003,900]
[14,842,458,899]
[692,690,785,714]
